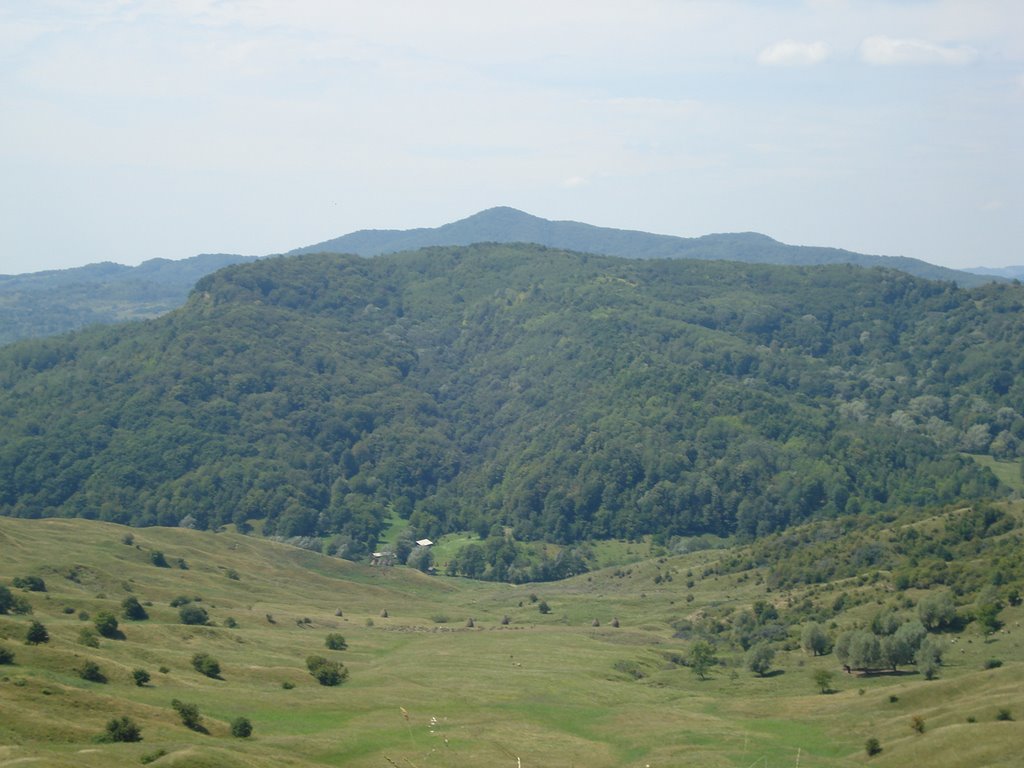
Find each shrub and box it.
[25,620,49,645]
[169,595,192,607]
[230,716,253,738]
[121,596,148,621]
[865,737,882,757]
[94,611,120,639]
[105,716,142,742]
[224,616,238,628]
[0,646,14,664]
[282,681,295,689]
[225,568,240,580]
[984,658,1003,670]
[79,660,107,683]
[150,551,169,568]
[911,715,925,734]
[325,633,347,650]
[12,576,46,592]
[191,653,221,679]
[996,708,1013,721]
[140,749,167,764]
[538,601,551,614]
[306,655,348,686]
[78,628,100,648]
[179,605,209,625]
[171,699,203,731]
[0,585,13,614]
[133,668,151,687]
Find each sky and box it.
[1,0,1022,275]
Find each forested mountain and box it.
[291,206,995,287]
[1,209,1000,347]
[0,253,258,345]
[1,245,1022,560]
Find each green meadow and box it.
[1,516,1022,768]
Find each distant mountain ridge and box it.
[0,253,258,345]
[0,207,1010,345]
[964,265,1024,280]
[289,206,997,287]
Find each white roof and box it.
[372,552,383,558]
[416,539,433,547]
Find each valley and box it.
[2,509,1021,767]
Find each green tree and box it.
[746,642,775,676]
[133,668,151,687]
[94,610,120,639]
[324,633,347,650]
[179,604,209,625]
[813,668,834,694]
[191,652,221,679]
[79,660,107,683]
[230,716,253,738]
[801,622,830,656]
[25,620,49,645]
[12,575,46,592]
[306,655,348,686]
[105,716,142,742]
[916,636,943,680]
[0,646,15,664]
[0,585,14,614]
[121,595,149,621]
[918,590,956,631]
[835,629,879,671]
[171,699,204,731]
[689,641,717,680]
[150,550,169,568]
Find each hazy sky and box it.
[2,1,1022,274]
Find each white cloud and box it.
[860,36,976,66]
[757,40,830,67]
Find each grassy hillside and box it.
[2,513,1022,767]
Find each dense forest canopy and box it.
[0,244,1021,557]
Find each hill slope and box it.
[290,206,994,287]
[0,245,1022,557]
[1,511,1022,767]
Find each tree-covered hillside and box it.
[0,245,1021,556]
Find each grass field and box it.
[1,516,1022,767]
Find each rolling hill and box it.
[1,506,1022,767]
